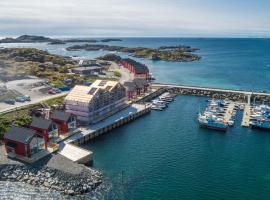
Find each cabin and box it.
[120,58,149,79]
[50,111,77,134]
[4,126,45,158]
[29,117,58,148]
[123,81,137,100]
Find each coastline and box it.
[0,145,103,196]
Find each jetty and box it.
[60,104,151,155]
[224,102,235,123]
[152,83,270,104]
[242,104,251,127]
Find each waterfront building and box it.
[65,80,127,124]
[124,79,149,100]
[71,66,102,76]
[4,126,46,158]
[29,117,58,148]
[79,59,100,67]
[120,58,150,79]
[50,111,77,133]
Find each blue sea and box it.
[1,38,270,200]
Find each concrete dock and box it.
[65,103,150,145]
[58,143,92,164]
[241,104,251,127]
[224,102,235,123]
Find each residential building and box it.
[29,117,58,148]
[124,79,150,100]
[4,126,46,158]
[71,66,102,76]
[120,58,150,79]
[65,80,127,123]
[50,111,77,133]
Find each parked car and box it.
[23,95,31,101]
[4,99,16,105]
[48,89,56,94]
[15,96,25,103]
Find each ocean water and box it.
[1,38,270,200]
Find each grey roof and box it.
[123,81,136,91]
[134,79,148,88]
[30,117,53,130]
[4,126,37,144]
[72,66,102,71]
[51,111,72,122]
[121,58,149,74]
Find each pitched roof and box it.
[123,81,136,91]
[134,79,148,88]
[30,117,53,130]
[51,111,72,122]
[122,58,149,74]
[4,126,38,144]
[65,80,120,104]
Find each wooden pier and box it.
[241,104,251,127]
[224,102,235,123]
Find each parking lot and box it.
[0,78,68,114]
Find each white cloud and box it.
[0,0,269,37]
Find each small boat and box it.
[250,120,270,130]
[151,105,163,111]
[198,114,228,132]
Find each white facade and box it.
[65,80,126,124]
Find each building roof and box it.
[30,117,53,130]
[4,126,38,144]
[123,81,136,91]
[134,79,148,88]
[72,66,102,72]
[122,58,149,74]
[51,111,72,122]
[65,80,120,104]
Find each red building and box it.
[124,79,149,100]
[50,111,77,134]
[29,117,58,148]
[4,126,45,158]
[120,58,149,79]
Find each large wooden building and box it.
[120,58,150,79]
[4,126,45,158]
[65,80,127,124]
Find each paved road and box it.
[109,61,133,83]
[0,93,67,114]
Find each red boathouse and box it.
[50,111,77,134]
[120,58,150,79]
[4,126,45,158]
[29,117,58,148]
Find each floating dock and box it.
[241,104,251,127]
[224,102,235,123]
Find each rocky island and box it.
[66,44,201,62]
[0,35,122,44]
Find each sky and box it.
[0,0,269,38]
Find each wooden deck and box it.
[241,104,251,127]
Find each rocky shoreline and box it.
[0,164,102,196]
[66,44,201,62]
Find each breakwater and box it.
[0,164,102,196]
[152,83,270,104]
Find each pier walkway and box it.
[224,102,235,123]
[61,103,151,147]
[241,104,251,127]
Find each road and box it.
[109,61,134,83]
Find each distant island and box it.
[0,35,122,44]
[66,44,201,62]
